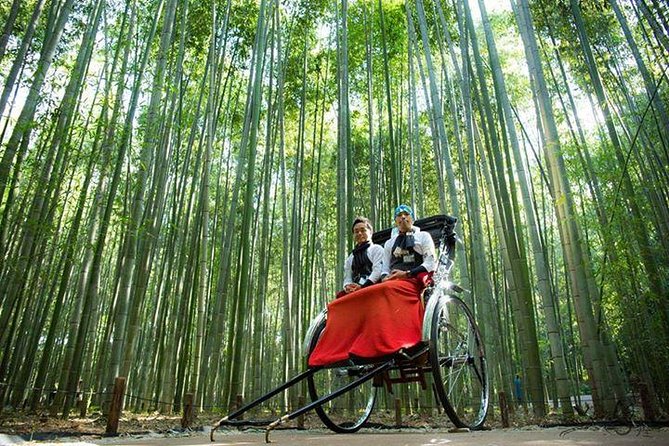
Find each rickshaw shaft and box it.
[285,361,393,422]
[212,367,319,429]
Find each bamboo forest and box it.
[0,0,668,429]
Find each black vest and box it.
[351,242,373,284]
[389,232,423,271]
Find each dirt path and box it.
[5,426,669,446]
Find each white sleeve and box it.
[382,239,393,276]
[367,244,385,283]
[417,232,437,272]
[343,253,353,288]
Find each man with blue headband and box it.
[382,204,436,282]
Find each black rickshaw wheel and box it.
[429,295,489,429]
[306,319,377,433]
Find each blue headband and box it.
[394,204,414,219]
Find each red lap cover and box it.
[308,278,426,367]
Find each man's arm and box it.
[343,253,354,289]
[381,238,393,278]
[409,231,436,276]
[365,244,385,285]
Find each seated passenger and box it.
[308,205,435,367]
[341,216,384,296]
[382,204,436,285]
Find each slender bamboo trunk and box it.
[0,0,46,125]
[226,0,272,408]
[414,0,470,289]
[513,0,621,416]
[477,0,572,414]
[0,0,76,204]
[378,0,399,206]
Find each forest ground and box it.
[3,425,669,446]
[2,410,669,445]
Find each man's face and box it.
[353,222,371,244]
[395,212,413,232]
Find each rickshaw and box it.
[210,215,489,442]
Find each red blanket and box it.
[308,277,426,367]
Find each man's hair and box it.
[352,216,373,233]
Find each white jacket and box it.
[382,226,436,275]
[343,243,385,287]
